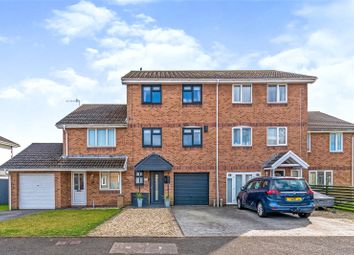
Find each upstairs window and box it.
[143,128,162,147]
[182,85,202,104]
[232,84,252,103]
[330,133,343,152]
[100,172,120,190]
[183,127,202,147]
[232,127,252,146]
[142,85,161,104]
[267,84,287,103]
[88,128,115,147]
[267,127,287,146]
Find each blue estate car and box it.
[237,177,315,218]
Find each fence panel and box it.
[311,185,354,211]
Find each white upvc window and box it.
[87,128,116,147]
[309,170,333,186]
[291,169,302,177]
[267,127,287,146]
[232,126,252,146]
[232,84,252,103]
[329,132,343,152]
[307,133,311,152]
[267,84,287,103]
[100,172,121,191]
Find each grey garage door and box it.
[174,173,209,205]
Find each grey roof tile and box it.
[308,111,354,131]
[135,153,173,171]
[122,70,317,82]
[0,143,127,170]
[56,104,127,127]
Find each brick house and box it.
[1,70,354,209]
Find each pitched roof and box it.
[56,104,127,128]
[263,151,309,169]
[308,111,354,132]
[0,136,20,148]
[122,70,317,83]
[0,143,127,170]
[135,153,173,171]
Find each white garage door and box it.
[19,174,55,209]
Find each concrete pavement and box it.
[0,237,353,255]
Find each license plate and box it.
[286,197,302,202]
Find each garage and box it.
[19,173,55,209]
[174,173,209,205]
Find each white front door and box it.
[72,172,86,206]
[226,172,260,205]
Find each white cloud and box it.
[52,68,97,89]
[135,13,155,24]
[111,0,156,5]
[0,35,10,44]
[1,69,98,106]
[45,0,115,43]
[0,87,24,99]
[258,0,354,123]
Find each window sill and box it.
[232,145,252,148]
[87,146,116,149]
[141,103,162,105]
[329,151,344,153]
[232,102,252,105]
[182,146,203,149]
[267,102,288,105]
[99,189,120,193]
[182,103,203,106]
[267,145,288,147]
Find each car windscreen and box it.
[270,179,308,192]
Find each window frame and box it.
[142,128,162,148]
[307,132,311,152]
[267,127,288,146]
[87,128,116,148]
[182,127,203,148]
[274,169,285,177]
[99,171,121,191]
[267,84,288,104]
[232,84,252,104]
[135,171,144,186]
[182,84,202,104]
[232,126,252,147]
[291,169,302,178]
[141,84,162,104]
[329,132,343,153]
[309,170,333,186]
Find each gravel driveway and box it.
[89,208,182,237]
[173,206,354,237]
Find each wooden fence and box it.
[311,185,354,211]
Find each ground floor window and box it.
[135,171,144,186]
[274,169,285,176]
[226,172,260,204]
[100,172,121,190]
[309,170,333,186]
[291,169,302,177]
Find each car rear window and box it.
[270,179,308,191]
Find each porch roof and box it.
[263,150,309,170]
[135,153,173,171]
[1,143,127,171]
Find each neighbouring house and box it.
[1,70,354,210]
[0,136,19,204]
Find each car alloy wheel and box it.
[257,202,266,217]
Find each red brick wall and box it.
[308,132,353,185]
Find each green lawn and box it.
[0,208,120,237]
[0,204,9,211]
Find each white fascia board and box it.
[308,130,354,133]
[272,150,309,169]
[7,168,127,172]
[56,124,128,129]
[122,78,317,85]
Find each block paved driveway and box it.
[172,206,354,237]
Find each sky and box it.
[1,0,354,164]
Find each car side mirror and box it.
[241,186,245,191]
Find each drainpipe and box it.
[216,79,220,207]
[63,125,68,157]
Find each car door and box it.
[246,180,262,209]
[244,181,256,208]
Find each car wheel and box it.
[237,198,243,209]
[298,213,311,218]
[257,202,267,217]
